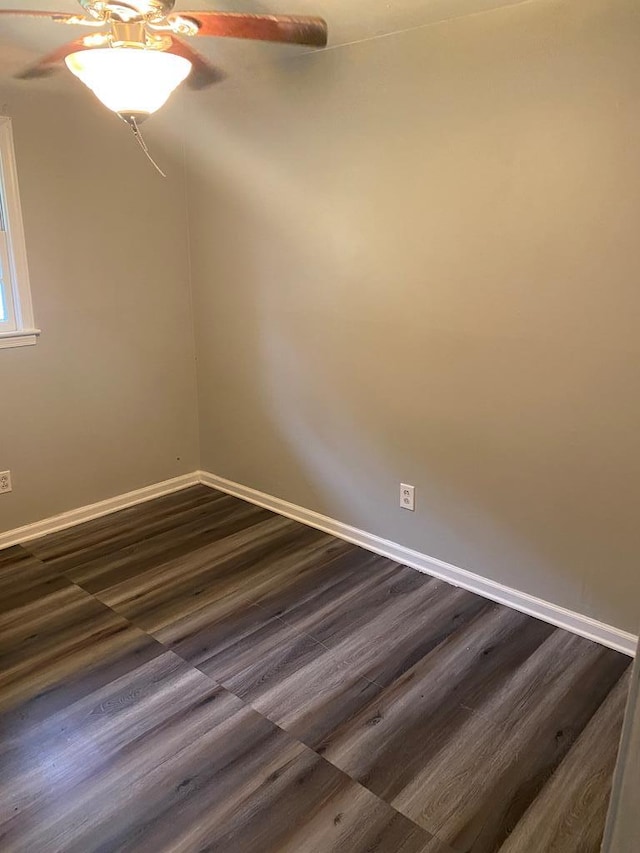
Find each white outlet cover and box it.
[0,471,12,493]
[400,483,415,511]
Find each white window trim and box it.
[0,116,39,349]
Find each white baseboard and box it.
[0,472,200,550]
[199,470,638,657]
[2,467,635,657]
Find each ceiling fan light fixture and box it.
[65,47,192,119]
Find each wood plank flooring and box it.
[1,485,631,852]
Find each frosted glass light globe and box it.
[65,48,192,118]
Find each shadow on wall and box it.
[170,0,640,634]
[0,82,199,533]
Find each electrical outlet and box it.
[400,483,415,511]
[0,471,11,494]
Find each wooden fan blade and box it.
[15,38,95,80]
[166,36,226,89]
[0,10,98,25]
[171,12,328,47]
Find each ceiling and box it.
[0,0,531,86]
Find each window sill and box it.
[0,329,40,349]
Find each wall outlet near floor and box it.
[400,483,415,511]
[0,471,12,494]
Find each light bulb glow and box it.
[65,48,192,116]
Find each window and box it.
[0,116,38,349]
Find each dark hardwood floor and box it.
[0,485,631,852]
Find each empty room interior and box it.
[0,0,639,850]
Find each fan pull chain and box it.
[127,116,167,178]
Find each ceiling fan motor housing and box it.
[79,0,176,22]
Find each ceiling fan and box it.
[0,1,328,172]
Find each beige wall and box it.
[1,0,637,635]
[187,0,640,633]
[0,84,199,532]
